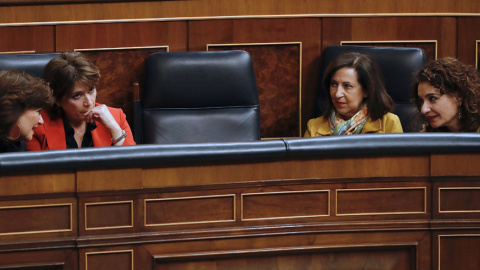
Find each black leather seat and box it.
[0,53,60,77]
[313,45,428,132]
[135,50,261,144]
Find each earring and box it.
[458,105,462,120]
[7,124,21,141]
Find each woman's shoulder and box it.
[382,112,401,121]
[305,116,331,137]
[374,112,403,133]
[307,116,329,131]
[307,116,328,126]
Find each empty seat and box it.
[135,50,261,144]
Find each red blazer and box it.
[26,104,136,151]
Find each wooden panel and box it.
[85,250,133,270]
[0,264,63,270]
[336,188,426,216]
[342,40,437,62]
[0,0,173,5]
[0,249,76,270]
[85,201,133,230]
[439,188,480,213]
[0,26,54,53]
[439,235,480,270]
[0,0,480,24]
[242,190,329,220]
[209,43,301,138]
[0,203,71,236]
[77,168,142,192]
[154,245,414,270]
[322,17,456,59]
[142,156,430,187]
[431,154,480,176]
[2,151,479,269]
[189,18,322,137]
[145,195,235,226]
[457,17,480,66]
[146,231,431,270]
[433,181,480,221]
[55,21,187,52]
[0,172,75,196]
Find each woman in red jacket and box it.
[26,52,135,151]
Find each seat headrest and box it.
[0,53,61,78]
[143,50,259,109]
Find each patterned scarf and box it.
[329,105,369,135]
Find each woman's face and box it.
[417,81,461,132]
[13,108,43,141]
[58,82,96,125]
[330,67,366,120]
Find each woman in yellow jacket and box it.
[305,52,403,137]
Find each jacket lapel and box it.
[42,113,67,150]
[362,118,382,133]
[92,122,112,147]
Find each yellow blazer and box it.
[304,112,403,137]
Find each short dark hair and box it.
[0,70,53,141]
[411,57,480,132]
[322,52,394,121]
[43,52,100,119]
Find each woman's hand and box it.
[84,104,125,145]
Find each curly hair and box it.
[322,52,394,121]
[0,70,53,142]
[411,57,480,132]
[43,52,100,119]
